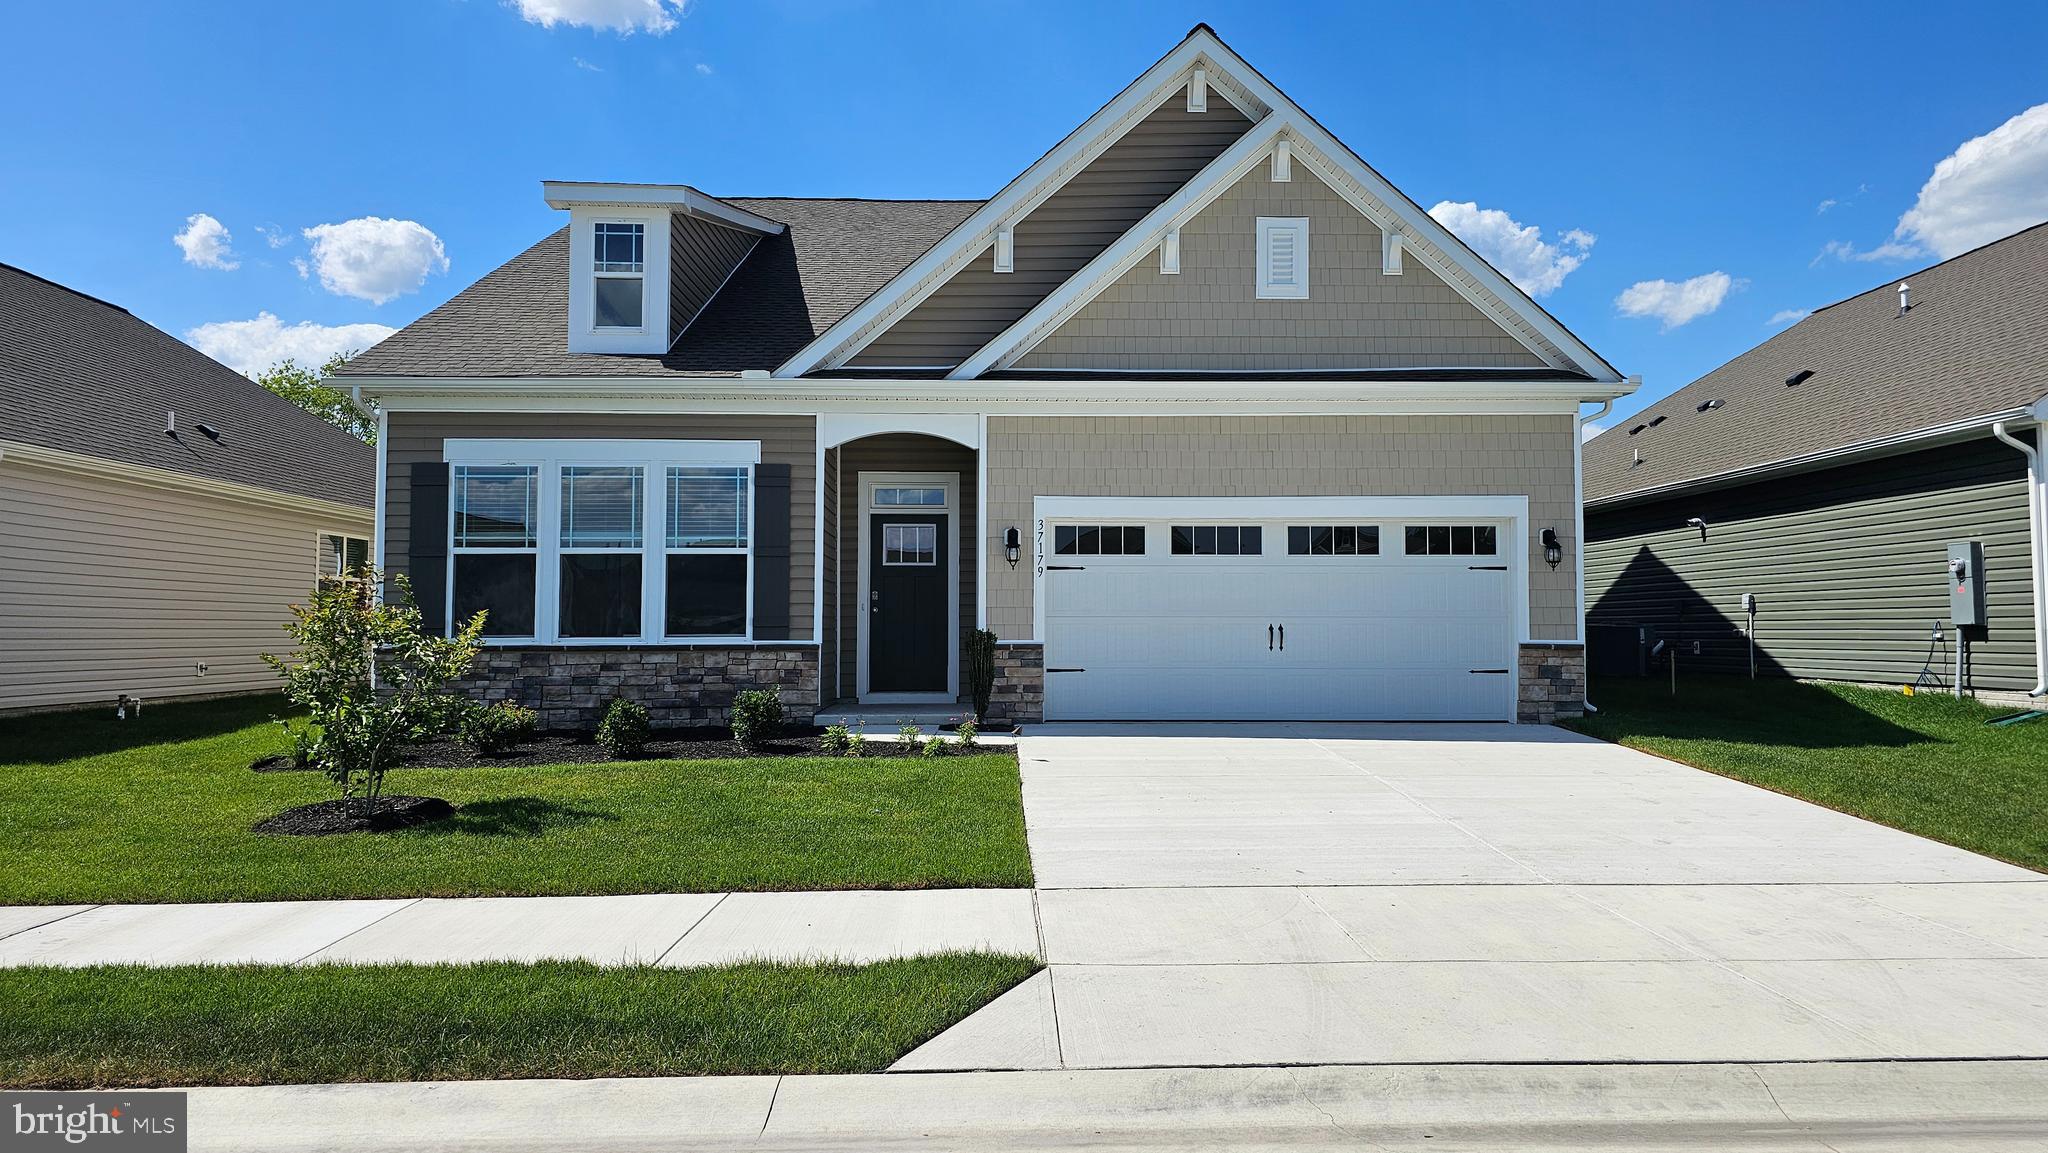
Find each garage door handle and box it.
[1470,668,1510,674]
[1268,624,1274,651]
[1278,624,1284,651]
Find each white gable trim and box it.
[772,33,1269,378]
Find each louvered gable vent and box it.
[1256,216,1308,299]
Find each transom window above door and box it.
[1287,525,1381,556]
[1404,524,1499,556]
[1054,525,1146,556]
[873,486,947,507]
[1170,525,1263,556]
[882,522,938,565]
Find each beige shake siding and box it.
[982,415,1578,641]
[382,412,816,639]
[1019,165,1546,372]
[0,458,370,712]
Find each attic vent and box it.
[1786,370,1814,387]
[1648,415,1667,428]
[1697,398,1724,412]
[1897,281,1911,315]
[1255,217,1308,300]
[1628,424,1647,436]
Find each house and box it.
[1584,223,2048,699]
[0,263,376,713]
[338,25,1633,727]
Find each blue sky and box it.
[5,0,2046,427]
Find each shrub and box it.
[846,722,868,758]
[597,698,651,760]
[921,735,947,758]
[462,701,537,755]
[821,722,852,756]
[263,570,485,803]
[898,721,923,753]
[955,719,977,749]
[729,688,784,752]
[966,628,997,721]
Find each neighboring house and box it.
[0,263,375,713]
[339,26,1633,727]
[1584,223,2048,698]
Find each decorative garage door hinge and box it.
[1469,668,1510,674]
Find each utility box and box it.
[1948,541,1986,627]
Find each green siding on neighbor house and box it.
[1585,435,2039,693]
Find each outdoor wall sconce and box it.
[1540,528,1562,569]
[1686,516,1708,542]
[1004,527,1022,568]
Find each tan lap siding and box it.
[384,412,815,640]
[984,415,1577,641]
[0,461,370,711]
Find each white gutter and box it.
[1576,397,1614,715]
[1991,407,2047,697]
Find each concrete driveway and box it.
[898,723,2048,1071]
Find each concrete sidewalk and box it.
[0,889,1038,968]
[177,1061,2048,1151]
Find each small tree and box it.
[254,353,377,444]
[264,571,484,805]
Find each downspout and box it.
[1576,398,1614,714]
[1991,415,2048,696]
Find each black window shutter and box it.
[751,462,792,640]
[409,462,450,635]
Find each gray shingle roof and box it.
[0,263,373,508]
[1585,222,2048,505]
[338,198,982,379]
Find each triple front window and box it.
[448,443,754,643]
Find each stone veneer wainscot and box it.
[1517,643,1587,725]
[461,645,820,731]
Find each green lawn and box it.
[1,695,1033,904]
[1563,676,2048,871]
[0,954,1039,1088]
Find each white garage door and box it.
[1043,520,1515,721]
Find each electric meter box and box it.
[1948,541,1985,627]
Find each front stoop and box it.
[1517,642,1587,724]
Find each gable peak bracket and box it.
[993,225,1015,274]
[1271,138,1293,183]
[1188,66,1208,112]
[1160,226,1182,275]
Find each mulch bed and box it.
[253,726,1005,772]
[252,795,455,836]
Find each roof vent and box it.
[1696,398,1724,412]
[1632,448,1643,467]
[1648,415,1667,428]
[1786,369,1814,388]
[1628,423,1647,436]
[1897,281,1911,316]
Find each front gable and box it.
[848,84,1254,369]
[1016,163,1546,373]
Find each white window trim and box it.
[857,471,960,705]
[1256,216,1309,300]
[566,208,672,355]
[443,439,761,646]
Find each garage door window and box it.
[1053,525,1146,556]
[1286,525,1380,556]
[1170,525,1263,556]
[1403,525,1497,556]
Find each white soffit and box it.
[541,182,785,236]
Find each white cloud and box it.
[1894,102,2048,258]
[694,62,713,75]
[1427,201,1594,297]
[1816,198,1838,214]
[1767,308,1811,326]
[1615,271,1743,331]
[254,223,290,249]
[172,213,238,270]
[185,313,396,376]
[573,56,604,71]
[1812,237,1921,266]
[509,0,686,34]
[299,217,449,305]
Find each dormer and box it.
[543,182,785,355]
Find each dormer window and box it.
[592,221,646,329]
